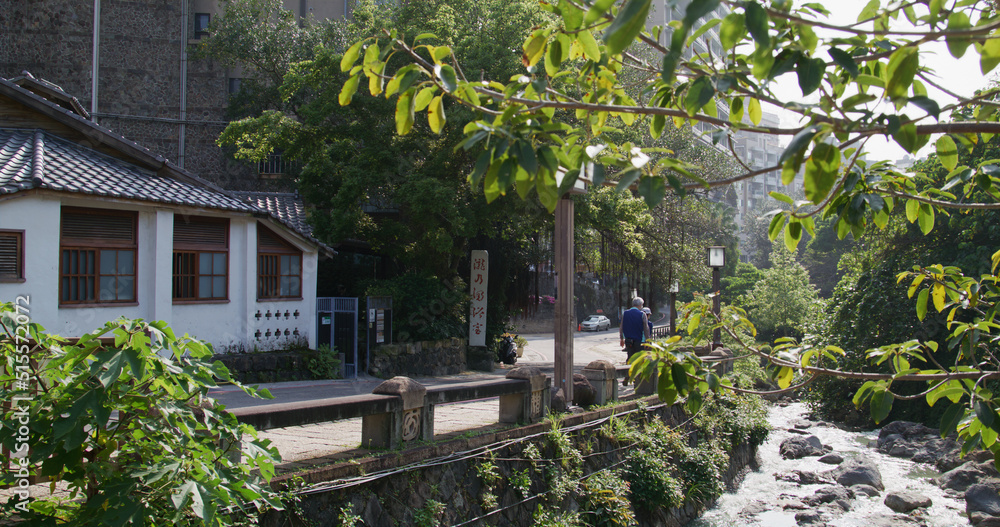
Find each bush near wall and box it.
[256,391,769,526]
[214,348,341,384]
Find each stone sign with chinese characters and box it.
[468,250,488,347]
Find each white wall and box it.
[1,195,319,352]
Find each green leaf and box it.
[363,42,380,66]
[435,64,458,92]
[870,388,893,423]
[603,0,652,56]
[784,220,802,251]
[909,96,941,120]
[885,47,919,100]
[545,39,564,77]
[395,88,416,135]
[744,2,770,48]
[804,142,841,204]
[584,0,616,25]
[686,389,703,413]
[936,136,958,171]
[946,12,972,58]
[982,36,1000,74]
[518,141,538,175]
[940,402,966,438]
[779,125,820,164]
[720,13,746,50]
[413,33,437,42]
[853,381,877,407]
[768,212,786,241]
[638,176,667,208]
[684,0,721,26]
[684,76,715,116]
[339,75,361,106]
[560,0,584,30]
[828,48,859,78]
[341,41,364,72]
[428,96,445,134]
[729,97,744,125]
[916,287,929,321]
[891,123,922,153]
[796,56,825,96]
[414,86,436,111]
[748,97,762,125]
[672,362,689,394]
[579,30,601,62]
[976,399,997,429]
[776,366,794,389]
[523,33,547,67]
[918,203,935,235]
[616,168,642,192]
[687,19,721,47]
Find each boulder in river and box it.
[851,484,881,497]
[819,453,844,465]
[966,483,1000,517]
[805,485,855,505]
[794,510,825,524]
[779,435,825,459]
[828,454,884,490]
[774,470,834,486]
[937,461,1000,492]
[884,491,932,513]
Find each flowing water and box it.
[688,402,969,526]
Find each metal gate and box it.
[317,297,358,378]
[366,296,393,376]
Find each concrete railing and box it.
[230,366,562,451]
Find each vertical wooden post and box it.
[669,291,677,336]
[554,196,574,403]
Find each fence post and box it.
[583,360,617,405]
[362,376,427,449]
[500,367,549,424]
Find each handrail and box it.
[230,393,399,431]
[424,379,528,405]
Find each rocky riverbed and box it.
[688,402,995,526]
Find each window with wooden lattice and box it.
[0,230,24,281]
[60,208,137,304]
[257,225,302,299]
[173,216,229,302]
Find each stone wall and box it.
[257,398,760,527]
[213,350,315,384]
[369,338,467,378]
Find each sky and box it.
[767,0,996,163]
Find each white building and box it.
[0,74,331,352]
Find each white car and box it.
[580,315,611,331]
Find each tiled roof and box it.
[235,191,312,236]
[234,191,334,254]
[0,129,257,213]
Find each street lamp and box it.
[668,279,679,336]
[707,246,725,350]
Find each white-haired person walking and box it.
[619,297,651,385]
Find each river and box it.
[688,402,968,526]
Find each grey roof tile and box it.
[0,128,257,213]
[232,191,334,255]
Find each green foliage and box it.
[743,242,823,341]
[306,344,341,379]
[532,506,581,527]
[0,305,281,526]
[365,272,465,342]
[623,449,684,511]
[720,262,765,307]
[413,499,445,527]
[579,470,636,527]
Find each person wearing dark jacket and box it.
[620,297,651,385]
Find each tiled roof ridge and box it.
[31,130,44,186]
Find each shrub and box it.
[623,449,683,511]
[579,470,636,527]
[307,344,341,379]
[0,305,281,526]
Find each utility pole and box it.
[554,196,574,403]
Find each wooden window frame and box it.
[59,208,137,305]
[257,225,302,300]
[0,230,25,282]
[173,217,229,303]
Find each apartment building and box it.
[0,0,349,189]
